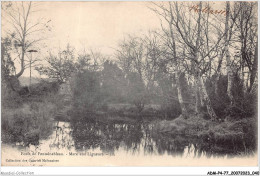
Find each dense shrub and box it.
[2,77,63,145]
[126,72,147,112]
[155,72,192,119]
[206,73,257,119]
[2,76,23,108]
[206,75,230,118]
[156,75,182,119]
[71,70,107,113]
[101,61,128,103]
[28,80,60,96]
[1,101,55,145]
[160,98,182,120]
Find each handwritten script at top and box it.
[189,5,227,16]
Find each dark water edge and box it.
[69,116,257,158]
[2,112,257,159]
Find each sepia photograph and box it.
[1,0,258,170]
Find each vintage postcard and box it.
[1,1,258,168]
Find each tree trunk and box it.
[199,75,217,121]
[14,2,32,78]
[241,56,245,91]
[226,50,234,104]
[214,75,220,96]
[225,2,234,104]
[215,48,224,95]
[175,71,188,116]
[195,75,201,114]
[248,41,258,92]
[168,4,188,118]
[194,2,203,114]
[15,44,25,78]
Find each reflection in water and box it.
[67,118,241,157]
[49,121,74,151]
[71,119,144,156]
[11,118,248,158]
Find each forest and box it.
[1,1,258,157]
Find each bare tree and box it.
[2,2,51,78]
[232,2,258,93]
[150,1,224,120]
[116,32,168,93]
[36,45,76,83]
[149,3,189,116]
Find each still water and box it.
[25,118,238,159]
[2,117,257,166]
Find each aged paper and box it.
[1,1,258,167]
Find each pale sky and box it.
[39,1,161,55]
[2,1,228,78]
[2,1,162,77]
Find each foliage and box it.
[71,70,106,113]
[101,60,128,103]
[1,37,16,80]
[36,45,76,83]
[28,80,60,96]
[156,73,181,119]
[206,73,257,119]
[126,72,147,112]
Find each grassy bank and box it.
[1,93,64,146]
[154,115,257,156]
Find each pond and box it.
[21,118,244,158]
[2,117,255,167]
